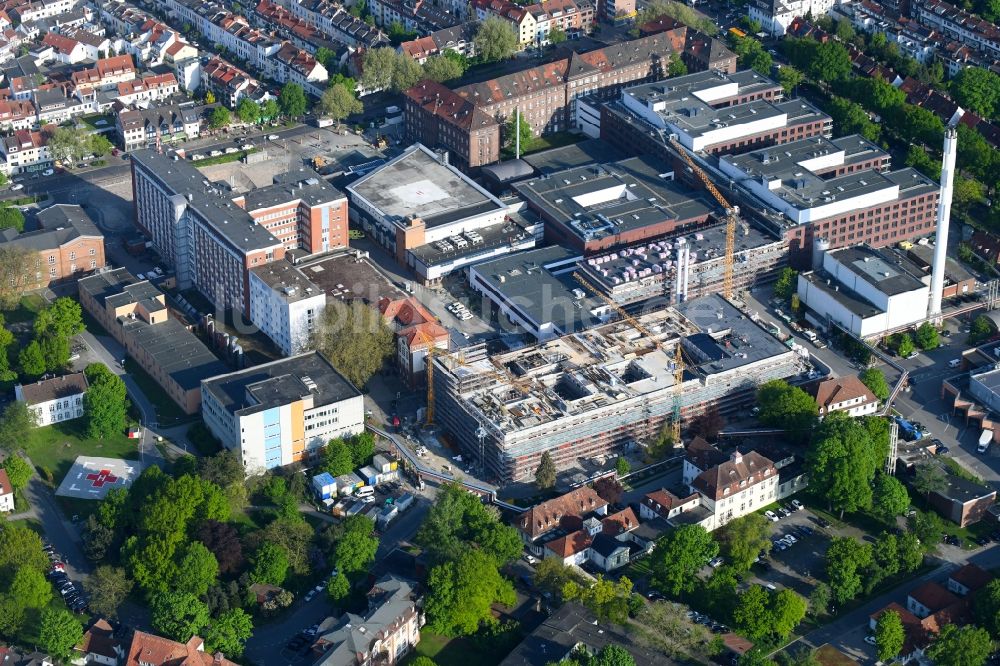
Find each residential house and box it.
[809,375,880,418]
[369,0,458,35]
[0,128,51,175]
[116,104,201,151]
[0,468,13,512]
[71,54,136,94]
[378,296,450,386]
[62,25,111,60]
[0,647,52,665]
[517,486,609,556]
[399,22,477,63]
[749,0,845,36]
[115,72,180,106]
[908,582,963,618]
[164,41,201,91]
[913,0,1000,59]
[41,31,87,63]
[639,487,707,524]
[273,0,388,48]
[0,98,37,130]
[309,575,422,666]
[0,203,105,288]
[34,88,89,125]
[271,42,327,96]
[471,0,536,46]
[947,564,994,597]
[123,632,237,666]
[525,0,594,46]
[203,56,270,108]
[15,372,89,426]
[682,438,779,531]
[71,618,122,666]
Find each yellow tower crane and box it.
[667,136,739,301]
[573,271,686,444]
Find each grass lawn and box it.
[124,360,190,426]
[501,131,583,159]
[5,293,48,324]
[6,517,43,534]
[23,418,139,483]
[78,113,114,131]
[409,633,507,666]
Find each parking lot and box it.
[43,540,90,615]
[749,503,835,598]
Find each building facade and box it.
[15,373,89,426]
[248,261,325,356]
[0,204,105,289]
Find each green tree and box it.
[236,97,261,124]
[898,532,924,572]
[38,608,83,660]
[39,332,70,371]
[331,514,378,574]
[734,585,771,641]
[908,509,944,549]
[951,67,1000,119]
[777,65,803,94]
[415,483,522,567]
[807,414,888,517]
[825,537,872,603]
[422,54,465,83]
[260,98,279,121]
[0,208,24,232]
[84,565,132,618]
[853,76,906,114]
[615,456,630,477]
[327,572,351,600]
[914,322,939,350]
[912,463,948,502]
[174,541,219,597]
[667,54,688,77]
[474,16,518,63]
[0,246,35,310]
[719,513,772,572]
[11,566,52,609]
[871,474,910,523]
[279,83,308,118]
[595,644,636,666]
[314,46,335,69]
[150,591,210,642]
[313,301,393,389]
[18,340,45,377]
[0,401,36,452]
[411,657,438,666]
[905,144,941,180]
[209,106,231,129]
[360,47,397,91]
[83,363,129,439]
[859,368,890,401]
[548,26,567,45]
[975,579,1000,638]
[772,589,807,639]
[808,582,831,616]
[535,451,556,489]
[424,549,515,636]
[756,379,817,441]
[827,97,880,141]
[809,41,851,81]
[649,525,718,596]
[322,438,355,476]
[250,542,289,585]
[317,82,362,123]
[773,267,798,301]
[875,610,905,662]
[35,297,86,337]
[733,36,772,75]
[1,454,31,490]
[970,315,996,345]
[926,624,994,666]
[505,110,532,151]
[0,520,48,575]
[203,608,253,657]
[90,134,113,156]
[893,105,945,146]
[348,432,376,468]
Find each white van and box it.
[354,486,375,498]
[949,359,962,368]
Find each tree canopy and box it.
[756,379,817,441]
[474,17,518,63]
[83,363,129,439]
[926,624,993,666]
[871,474,910,523]
[825,537,872,603]
[313,301,393,389]
[415,483,521,567]
[807,414,889,517]
[951,67,1000,120]
[875,610,905,662]
[859,368,890,401]
[649,525,718,596]
[279,83,308,118]
[535,451,556,489]
[424,549,515,636]
[718,514,772,572]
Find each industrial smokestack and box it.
[928,126,958,320]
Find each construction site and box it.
[433,294,808,483]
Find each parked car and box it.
[268,134,280,140]
[791,499,804,510]
[708,556,725,568]
[764,510,778,522]
[10,183,23,191]
[42,168,54,176]
[865,636,878,646]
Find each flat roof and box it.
[521,138,626,174]
[132,150,284,254]
[471,246,603,334]
[408,214,539,267]
[120,315,227,391]
[250,260,323,304]
[78,267,162,308]
[799,271,882,319]
[676,294,792,373]
[830,245,926,296]
[241,169,345,211]
[514,155,716,243]
[299,252,404,305]
[202,350,360,416]
[722,135,886,181]
[347,143,506,229]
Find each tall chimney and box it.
[928,126,958,320]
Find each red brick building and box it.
[0,203,105,289]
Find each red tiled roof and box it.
[405,79,499,131]
[78,618,119,660]
[950,563,993,593]
[41,31,80,55]
[692,449,776,501]
[0,468,11,497]
[601,507,637,536]
[544,529,592,558]
[124,632,238,666]
[909,582,961,614]
[811,375,878,414]
[517,486,608,540]
[642,488,698,518]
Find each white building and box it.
[15,373,89,426]
[749,0,844,36]
[201,351,364,473]
[248,262,326,356]
[810,375,880,418]
[682,439,779,531]
[797,245,930,339]
[0,469,13,512]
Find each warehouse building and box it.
[434,294,804,482]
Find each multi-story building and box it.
[809,375,880,418]
[471,0,536,46]
[0,469,12,512]
[202,56,271,108]
[271,42,327,96]
[435,294,803,482]
[116,104,201,151]
[41,31,88,63]
[35,88,90,125]
[0,204,105,288]
[913,0,1000,59]
[309,575,423,666]
[201,351,364,472]
[750,0,846,35]
[70,54,136,94]
[720,135,939,266]
[115,72,180,106]
[403,80,501,170]
[399,22,477,63]
[681,438,779,530]
[248,261,325,356]
[123,632,237,666]
[378,295,449,385]
[79,267,228,414]
[369,0,458,35]
[525,0,594,45]
[0,129,51,175]
[15,373,89,426]
[275,0,388,48]
[130,149,287,315]
[0,99,36,130]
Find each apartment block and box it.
[0,129,52,175]
[0,204,105,288]
[248,261,325,356]
[201,351,364,472]
[116,104,201,152]
[79,268,228,414]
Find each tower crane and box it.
[573,271,687,444]
[667,135,740,301]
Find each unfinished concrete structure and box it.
[434,294,805,483]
